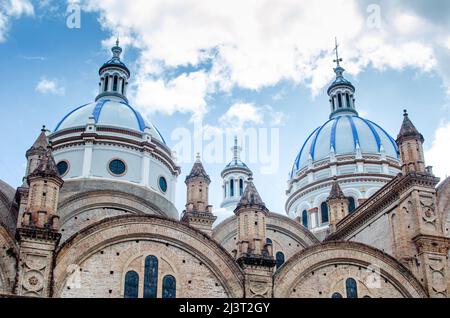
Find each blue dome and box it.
[224,159,249,170]
[54,99,166,144]
[291,115,399,177]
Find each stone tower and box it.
[234,177,276,298]
[394,111,450,298]
[181,154,217,236]
[396,110,426,174]
[15,137,63,297]
[326,178,349,232]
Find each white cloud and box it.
[425,121,450,179]
[220,102,264,129]
[78,0,450,118]
[35,77,65,95]
[0,0,34,42]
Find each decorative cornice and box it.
[327,172,440,240]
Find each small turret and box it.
[326,178,349,232]
[181,154,216,236]
[396,110,426,174]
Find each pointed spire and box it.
[26,127,49,157]
[235,177,267,212]
[29,149,60,179]
[111,38,122,58]
[327,178,346,200]
[397,109,424,142]
[232,136,242,161]
[185,154,211,184]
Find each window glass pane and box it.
[230,180,234,197]
[321,202,329,224]
[159,176,168,193]
[162,275,176,299]
[124,271,139,298]
[346,278,358,298]
[276,252,285,269]
[109,159,126,175]
[348,197,356,213]
[57,161,69,176]
[332,292,343,298]
[302,210,308,228]
[239,179,244,196]
[113,75,118,91]
[143,256,158,298]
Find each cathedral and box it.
[0,41,449,298]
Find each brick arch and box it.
[0,225,18,294]
[273,241,427,298]
[54,215,244,298]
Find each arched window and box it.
[276,252,285,269]
[230,180,234,197]
[346,93,351,108]
[121,78,125,94]
[143,256,158,298]
[331,98,335,111]
[321,202,329,224]
[348,197,356,214]
[224,184,227,198]
[338,93,343,108]
[239,179,244,196]
[104,76,109,92]
[302,210,308,228]
[331,292,343,298]
[113,75,118,91]
[124,271,139,298]
[162,275,176,299]
[346,278,358,298]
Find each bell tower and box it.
[326,178,349,232]
[396,110,426,174]
[15,133,63,297]
[181,154,216,236]
[234,177,276,298]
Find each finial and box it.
[333,37,343,68]
[111,37,122,59]
[403,109,408,117]
[196,152,201,162]
[116,38,120,47]
[41,125,46,132]
[232,136,241,160]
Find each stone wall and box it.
[54,215,244,298]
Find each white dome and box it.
[55,100,165,143]
[291,115,399,177]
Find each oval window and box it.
[56,161,69,176]
[159,176,168,193]
[109,159,126,176]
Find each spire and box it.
[235,177,267,212]
[29,149,60,179]
[397,109,424,143]
[232,136,242,161]
[26,127,49,157]
[327,178,346,200]
[185,154,211,184]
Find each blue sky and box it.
[0,0,449,220]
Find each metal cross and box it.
[333,37,343,67]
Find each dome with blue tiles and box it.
[290,44,399,179]
[290,115,399,177]
[54,100,165,143]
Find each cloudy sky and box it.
[0,0,449,221]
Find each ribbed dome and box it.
[291,115,399,177]
[54,100,165,143]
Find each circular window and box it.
[108,159,127,176]
[56,161,69,176]
[158,176,168,193]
